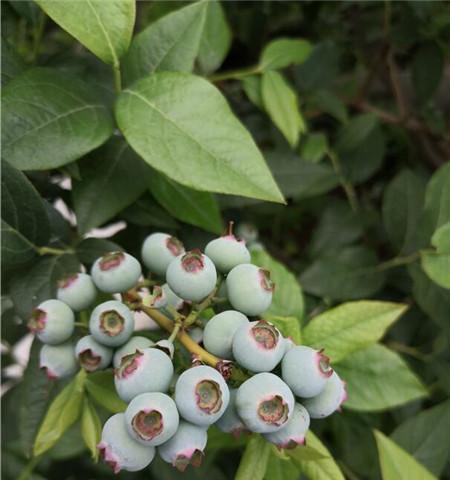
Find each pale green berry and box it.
[39,342,77,379]
[56,273,97,311]
[89,300,134,347]
[141,233,185,276]
[215,388,248,436]
[28,299,74,345]
[205,234,250,273]
[91,251,141,293]
[75,335,113,372]
[113,336,154,369]
[263,403,310,448]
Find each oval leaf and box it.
[36,0,135,65]
[81,398,102,461]
[85,371,127,413]
[115,72,284,203]
[235,435,271,480]
[2,68,113,170]
[260,38,312,71]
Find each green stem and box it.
[209,65,261,82]
[327,149,359,212]
[113,63,122,93]
[184,277,223,327]
[37,246,74,256]
[18,455,41,480]
[168,321,182,344]
[375,251,420,272]
[74,322,89,329]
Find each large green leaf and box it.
[148,170,223,234]
[123,1,206,85]
[115,72,284,203]
[300,246,385,300]
[251,248,304,325]
[235,435,271,480]
[1,40,26,86]
[72,139,150,234]
[1,161,50,267]
[374,430,437,480]
[289,431,344,480]
[382,169,426,253]
[264,451,299,480]
[259,38,312,71]
[303,301,407,363]
[36,0,135,65]
[261,71,305,148]
[33,370,86,456]
[81,397,102,461]
[85,371,127,413]
[2,68,113,170]
[391,400,450,477]
[421,222,450,289]
[335,344,427,411]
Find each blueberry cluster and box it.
[28,225,346,474]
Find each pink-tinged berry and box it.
[235,372,295,433]
[91,251,141,293]
[226,264,274,316]
[282,346,333,398]
[75,335,112,372]
[166,251,217,302]
[39,342,77,379]
[232,320,285,372]
[263,403,310,448]
[125,392,179,446]
[98,413,155,473]
[114,347,174,403]
[28,299,74,345]
[174,365,229,426]
[141,233,185,277]
[89,300,134,347]
[302,371,347,419]
[56,273,97,311]
[158,420,208,472]
[113,336,154,368]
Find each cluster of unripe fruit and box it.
[28,225,346,474]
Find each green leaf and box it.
[289,431,344,480]
[9,254,80,319]
[335,113,378,152]
[261,71,305,148]
[267,316,301,345]
[76,238,123,266]
[264,450,299,480]
[412,42,443,104]
[374,430,437,480]
[334,344,427,411]
[121,195,179,229]
[1,40,26,86]
[300,133,328,163]
[36,0,135,65]
[1,161,50,267]
[303,301,408,363]
[242,75,263,109]
[382,169,427,254]
[122,1,207,85]
[115,72,284,203]
[149,170,223,234]
[391,400,450,477]
[85,371,127,413]
[33,370,86,456]
[235,435,271,480]
[2,68,113,170]
[81,397,102,461]
[72,138,150,234]
[259,38,312,71]
[251,248,304,324]
[421,250,450,289]
[197,0,231,74]
[307,90,348,123]
[431,222,450,252]
[300,246,385,301]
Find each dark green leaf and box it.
[36,0,135,64]
[72,138,150,234]
[85,371,127,413]
[300,133,328,163]
[307,90,348,123]
[259,38,312,71]
[81,397,102,460]
[2,68,113,170]
[121,195,179,229]
[412,43,444,104]
[335,345,427,411]
[1,39,26,86]
[116,72,284,203]
[235,435,271,480]
[335,113,378,152]
[76,238,123,266]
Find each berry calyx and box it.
[99,251,125,271]
[78,349,101,371]
[100,310,124,337]
[317,349,333,378]
[57,273,78,289]
[132,410,163,441]
[181,250,204,273]
[258,395,289,426]
[251,320,279,349]
[167,236,184,256]
[259,269,275,292]
[174,450,204,472]
[195,380,222,414]
[28,309,46,333]
[117,351,143,379]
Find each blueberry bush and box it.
[2,1,450,479]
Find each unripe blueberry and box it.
[143,285,167,309]
[166,250,217,302]
[154,339,175,359]
[98,413,155,473]
[215,388,248,436]
[75,335,113,372]
[232,320,285,372]
[89,300,134,347]
[141,233,185,276]
[226,264,274,316]
[174,365,229,426]
[113,336,154,369]
[162,283,184,311]
[263,403,310,448]
[236,372,294,433]
[281,346,332,398]
[302,371,347,419]
[56,273,97,311]
[115,347,174,403]
[91,251,141,293]
[203,310,249,359]
[158,420,207,472]
[125,392,179,446]
[39,342,77,379]
[204,226,250,273]
[28,299,74,345]
[188,327,204,345]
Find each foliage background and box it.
[1,1,450,479]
